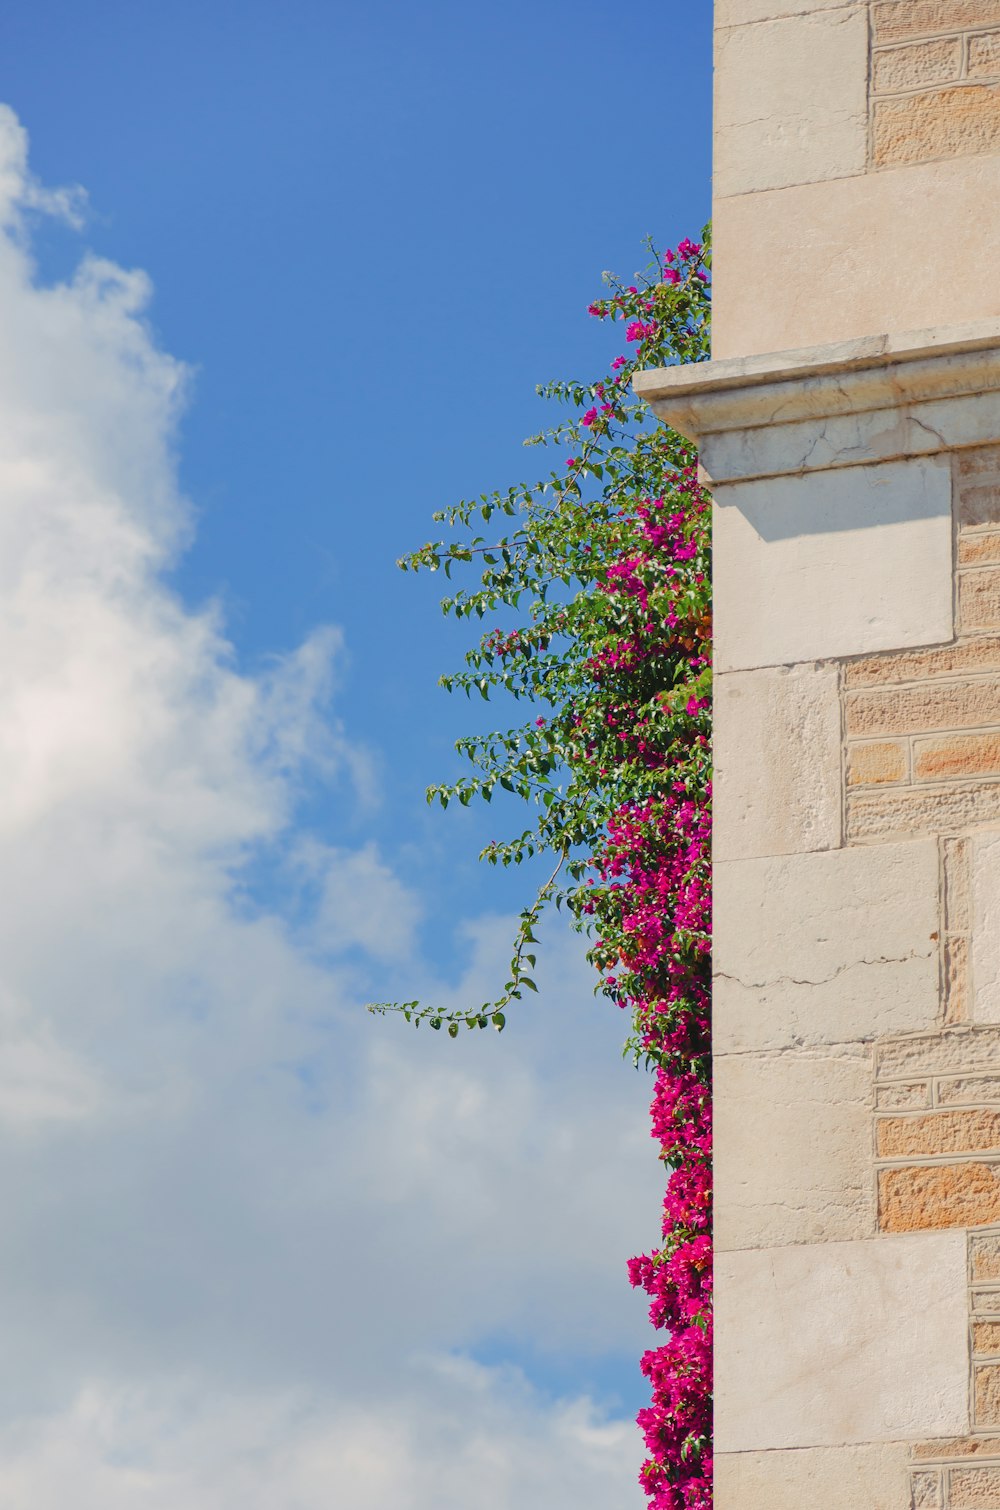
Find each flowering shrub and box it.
[371,234,712,1506]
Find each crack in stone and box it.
[714,950,931,990]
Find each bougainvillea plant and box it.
[369,233,712,1508]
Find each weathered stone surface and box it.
[938,1076,1000,1106]
[715,842,939,1053]
[714,458,953,671]
[951,1463,1000,1506]
[715,1046,872,1250]
[877,1081,932,1109]
[945,837,973,932]
[972,1289,1000,1314]
[848,782,1000,841]
[715,8,867,196]
[945,934,971,1025]
[974,1321,1000,1355]
[879,1161,1000,1231]
[911,1469,944,1509]
[976,1366,1000,1427]
[717,0,864,22]
[873,38,962,94]
[970,31,1000,81]
[915,733,1000,782]
[913,1436,1000,1458]
[960,479,1000,527]
[973,833,1000,1024]
[713,157,1000,360]
[960,446,1000,478]
[846,638,1000,689]
[715,1442,910,1510]
[716,1234,968,1450]
[960,533,1000,566]
[877,1108,1000,1158]
[971,1231,1000,1280]
[874,86,1000,169]
[961,568,1000,632]
[872,0,1000,45]
[715,664,841,861]
[848,740,908,785]
[847,680,1000,738]
[877,1027,1000,1079]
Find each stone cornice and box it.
[634,320,1000,483]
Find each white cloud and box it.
[0,104,656,1504]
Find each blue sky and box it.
[0,4,711,1503]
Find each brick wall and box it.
[871,1,1000,167]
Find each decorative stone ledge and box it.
[634,320,1000,483]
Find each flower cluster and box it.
[384,233,713,1506]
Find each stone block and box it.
[874,85,1000,169]
[959,480,1000,527]
[847,680,1000,738]
[970,31,1000,80]
[716,0,864,22]
[715,1045,873,1250]
[714,664,841,861]
[973,833,1000,1024]
[945,838,972,932]
[714,1442,910,1510]
[976,1367,1000,1427]
[971,1231,1000,1279]
[879,1161,1000,1231]
[846,638,1000,689]
[848,782,1000,841]
[714,8,868,196]
[877,1108,1000,1157]
[961,568,1000,632]
[912,1470,944,1509]
[913,1436,1000,1458]
[973,1289,1000,1313]
[960,446,1000,478]
[974,1321,1000,1355]
[939,1076,1000,1105]
[872,0,1000,44]
[952,1463,1000,1505]
[713,156,1000,359]
[848,740,908,785]
[873,39,963,95]
[915,733,1000,782]
[714,458,953,672]
[716,845,939,1051]
[877,1027,1000,1079]
[877,1081,932,1108]
[716,1233,968,1450]
[960,533,1000,566]
[715,842,939,1052]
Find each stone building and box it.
[636,3,1000,1507]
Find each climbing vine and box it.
[371,234,712,1508]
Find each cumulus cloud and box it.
[0,103,656,1504]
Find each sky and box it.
[0,4,712,1504]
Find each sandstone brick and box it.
[952,1461,1000,1504]
[878,1160,1000,1231]
[911,1468,943,1508]
[873,0,1000,45]
[847,740,908,786]
[912,1436,1000,1458]
[915,731,1000,781]
[945,934,971,1026]
[845,639,1000,689]
[961,570,1000,632]
[873,85,1000,169]
[873,39,962,94]
[960,446,1000,478]
[848,781,1000,840]
[878,1108,1000,1158]
[846,680,1000,738]
[945,837,973,933]
[877,1027,1000,1079]
[960,533,1000,566]
[970,31,1000,81]
[876,1081,932,1109]
[973,1289,1000,1314]
[939,1076,1000,1106]
[974,1321,1000,1355]
[976,1367,1000,1427]
[972,1233,1000,1280]
[961,481,1000,528]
